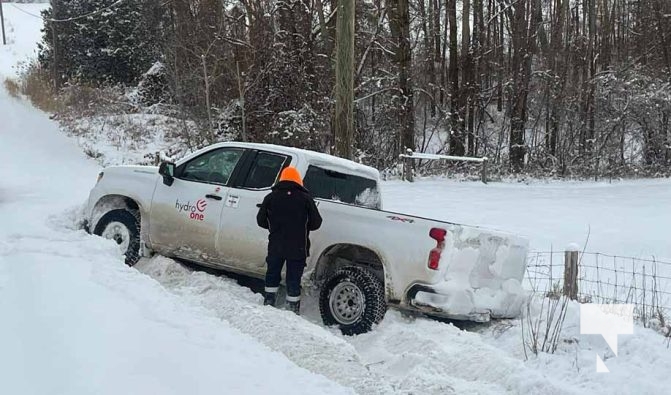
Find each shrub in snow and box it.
[268,105,326,150]
[3,78,21,98]
[521,293,570,357]
[137,62,172,106]
[213,101,244,141]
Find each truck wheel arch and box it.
[90,195,143,234]
[312,244,387,290]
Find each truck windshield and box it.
[303,165,381,209]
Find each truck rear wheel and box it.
[93,209,141,266]
[319,266,387,335]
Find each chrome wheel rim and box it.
[329,281,364,325]
[101,221,131,253]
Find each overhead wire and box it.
[10,0,127,23]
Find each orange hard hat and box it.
[279,166,303,186]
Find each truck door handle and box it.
[205,194,222,201]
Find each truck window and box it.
[303,165,380,209]
[242,152,288,189]
[180,148,244,185]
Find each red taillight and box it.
[428,228,447,270]
[429,227,447,242]
[428,248,441,270]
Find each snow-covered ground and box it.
[0,3,47,76]
[65,113,187,166]
[2,3,671,394]
[382,179,671,262]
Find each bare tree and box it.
[389,0,415,155]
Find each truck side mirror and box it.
[159,162,175,186]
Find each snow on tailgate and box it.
[415,224,529,320]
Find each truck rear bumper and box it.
[405,283,525,323]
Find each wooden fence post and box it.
[481,157,488,184]
[404,149,414,182]
[563,244,580,300]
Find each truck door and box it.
[217,150,291,274]
[149,147,246,263]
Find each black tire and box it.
[93,209,141,266]
[319,266,387,335]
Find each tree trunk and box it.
[547,0,568,157]
[433,0,442,112]
[390,0,415,155]
[448,0,464,155]
[653,0,671,75]
[508,0,540,172]
[418,0,435,116]
[201,55,215,143]
[497,3,504,112]
[462,0,475,156]
[236,61,247,142]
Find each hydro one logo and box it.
[175,199,207,221]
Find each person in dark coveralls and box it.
[256,166,322,314]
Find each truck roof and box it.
[213,142,381,180]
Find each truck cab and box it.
[145,142,382,275]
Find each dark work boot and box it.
[263,292,276,307]
[287,301,300,315]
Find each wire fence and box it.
[525,250,671,328]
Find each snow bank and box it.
[479,298,671,394]
[349,311,574,395]
[0,231,350,395]
[135,256,392,395]
[64,114,187,166]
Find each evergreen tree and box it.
[38,0,167,85]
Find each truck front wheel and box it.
[93,209,141,266]
[319,266,387,335]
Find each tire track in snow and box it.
[135,256,395,395]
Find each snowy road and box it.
[2,3,671,394]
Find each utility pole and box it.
[51,0,61,89]
[1,0,7,46]
[333,0,355,159]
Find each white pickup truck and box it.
[85,142,529,334]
